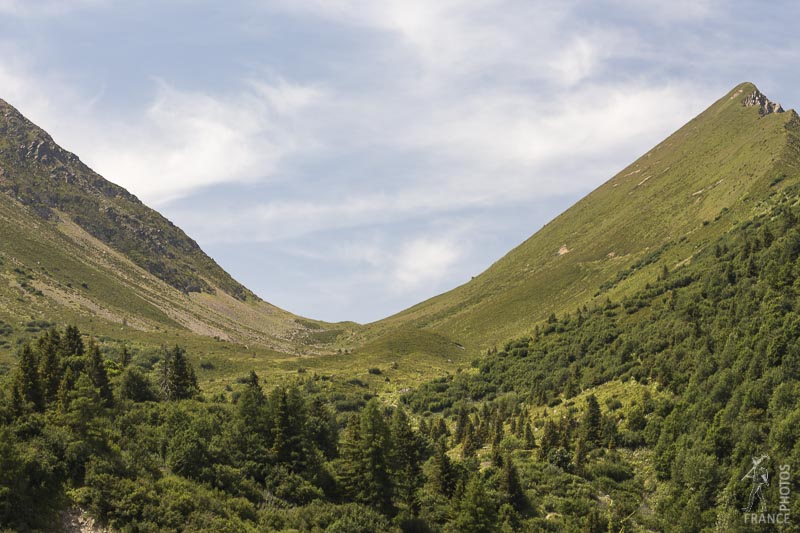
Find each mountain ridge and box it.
[0,96,343,357]
[0,96,254,300]
[366,82,800,354]
[2,82,799,380]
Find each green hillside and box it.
[373,82,800,356]
[399,180,800,530]
[2,82,800,532]
[0,97,344,359]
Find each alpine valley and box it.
[2,82,800,531]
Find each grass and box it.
[368,82,800,356]
[2,82,800,398]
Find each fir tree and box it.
[338,414,363,501]
[237,370,265,429]
[13,344,43,413]
[428,438,455,498]
[390,407,423,513]
[524,421,536,449]
[581,394,602,449]
[161,345,198,400]
[448,474,495,533]
[498,455,526,513]
[358,399,393,514]
[60,325,84,357]
[461,420,478,459]
[120,345,131,368]
[539,420,559,460]
[86,340,113,407]
[454,407,470,444]
[37,330,62,406]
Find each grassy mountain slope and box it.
[372,82,800,355]
[400,179,800,530]
[0,97,334,358]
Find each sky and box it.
[1,0,799,323]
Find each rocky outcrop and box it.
[742,89,784,116]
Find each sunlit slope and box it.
[0,97,333,356]
[373,82,800,352]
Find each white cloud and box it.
[268,0,571,83]
[549,36,605,86]
[0,59,323,206]
[391,238,461,290]
[170,77,712,248]
[83,80,323,205]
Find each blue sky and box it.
[2,0,799,323]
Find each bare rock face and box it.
[742,89,785,116]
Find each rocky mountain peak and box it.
[742,88,784,116]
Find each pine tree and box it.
[454,407,470,444]
[490,414,504,453]
[573,437,587,474]
[120,345,131,367]
[428,438,455,498]
[307,397,338,460]
[539,420,559,460]
[358,399,393,514]
[581,394,602,449]
[390,407,423,513]
[86,340,113,407]
[64,373,103,442]
[271,387,306,469]
[461,420,478,459]
[161,345,198,400]
[338,414,363,501]
[448,474,496,533]
[238,370,265,428]
[57,366,76,412]
[498,455,527,513]
[13,344,43,412]
[38,330,62,406]
[60,325,84,356]
[431,417,449,442]
[524,421,536,449]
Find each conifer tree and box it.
[581,394,602,449]
[431,417,449,442]
[454,407,470,444]
[428,438,455,498]
[307,396,338,460]
[539,420,559,460]
[120,345,131,368]
[161,345,198,400]
[358,399,393,514]
[390,407,423,513]
[13,344,43,413]
[461,420,478,459]
[524,421,536,449]
[271,387,307,470]
[60,325,84,357]
[498,455,527,513]
[338,414,363,501]
[448,474,496,533]
[86,340,113,407]
[238,370,265,429]
[57,366,76,412]
[38,330,62,406]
